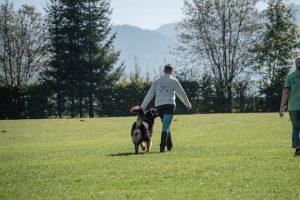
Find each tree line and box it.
[0,0,299,119]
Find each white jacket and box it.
[141,74,192,109]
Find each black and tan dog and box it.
[130,106,158,154]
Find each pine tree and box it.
[83,0,121,117]
[45,0,121,118]
[45,0,66,118]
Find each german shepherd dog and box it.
[130,106,158,154]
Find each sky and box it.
[11,0,184,30]
[8,0,300,30]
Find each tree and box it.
[45,0,121,118]
[83,0,122,118]
[44,0,66,118]
[253,0,300,111]
[0,0,48,119]
[0,1,47,87]
[178,0,261,112]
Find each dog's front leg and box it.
[134,143,139,154]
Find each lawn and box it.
[0,113,299,200]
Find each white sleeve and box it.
[141,80,156,110]
[174,80,192,108]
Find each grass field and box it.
[0,113,299,200]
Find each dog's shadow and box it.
[109,152,160,156]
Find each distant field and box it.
[0,113,299,200]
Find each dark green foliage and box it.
[0,84,53,119]
[254,0,300,111]
[0,86,24,119]
[109,73,152,116]
[198,73,216,113]
[44,0,121,118]
[232,78,257,112]
[24,84,51,119]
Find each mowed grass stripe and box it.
[0,113,299,200]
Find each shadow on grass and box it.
[109,151,161,156]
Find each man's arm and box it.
[279,88,290,117]
[174,80,192,109]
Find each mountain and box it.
[156,23,179,40]
[113,4,300,77]
[112,25,176,76]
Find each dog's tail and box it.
[130,106,145,128]
[130,106,144,115]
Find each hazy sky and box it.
[9,0,300,30]
[110,0,184,29]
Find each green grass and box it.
[0,113,299,200]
